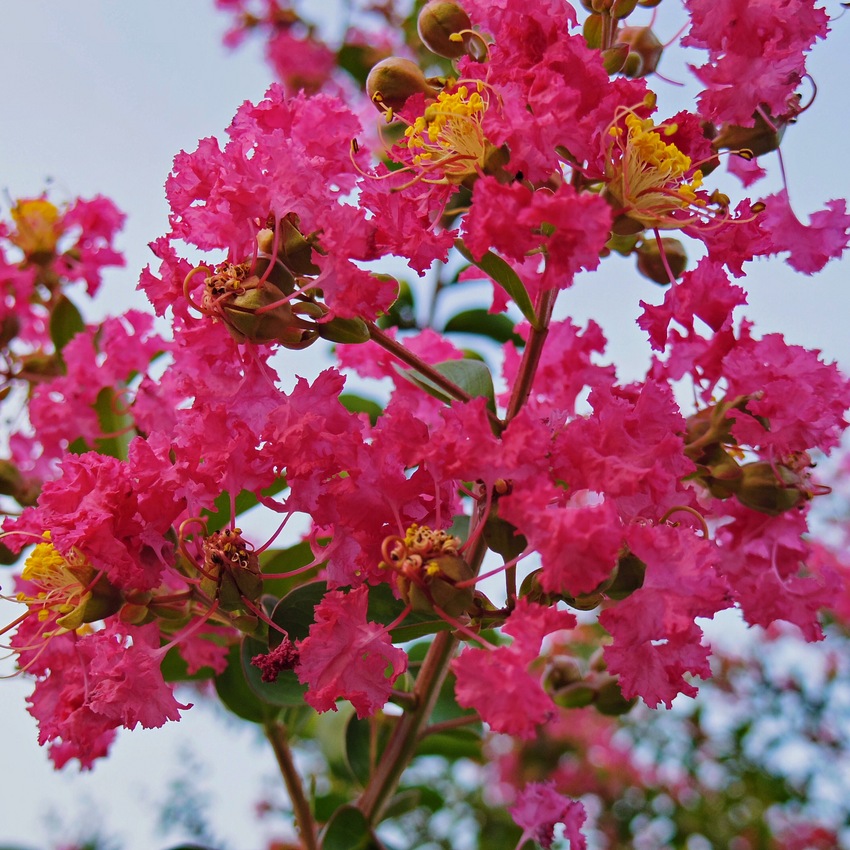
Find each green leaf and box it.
[415,725,483,761]
[345,712,396,787]
[340,392,384,426]
[396,358,496,412]
[270,580,328,645]
[444,308,524,346]
[92,386,133,460]
[207,479,289,533]
[366,582,450,643]
[241,635,307,707]
[213,644,274,724]
[260,539,321,599]
[321,805,382,850]
[49,294,85,352]
[160,645,219,683]
[455,240,538,326]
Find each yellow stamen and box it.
[404,84,489,183]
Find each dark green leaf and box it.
[444,308,524,346]
[160,645,219,683]
[345,712,397,787]
[92,386,133,460]
[396,358,496,412]
[366,582,450,642]
[213,644,274,724]
[207,479,288,533]
[321,805,382,850]
[454,240,538,326]
[241,635,306,707]
[340,392,384,426]
[260,539,321,599]
[49,294,85,352]
[270,580,328,645]
[415,726,483,761]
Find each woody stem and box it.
[265,720,319,850]
[358,528,490,825]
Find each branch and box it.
[265,720,319,850]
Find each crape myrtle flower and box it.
[682,0,829,126]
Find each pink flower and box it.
[600,523,731,708]
[761,191,850,274]
[296,585,407,718]
[509,781,587,850]
[453,599,576,739]
[683,0,829,126]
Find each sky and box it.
[1,1,850,849]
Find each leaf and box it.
[321,805,382,850]
[415,725,483,761]
[395,358,496,412]
[160,645,219,683]
[270,580,328,645]
[214,644,274,724]
[241,635,307,708]
[207,479,288,533]
[366,582,450,643]
[444,308,524,346]
[340,392,384,426]
[455,240,538,327]
[92,386,133,460]
[260,539,321,599]
[345,712,396,787]
[49,294,85,352]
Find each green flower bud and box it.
[606,551,646,601]
[735,461,809,516]
[616,26,663,77]
[417,1,472,59]
[594,675,637,716]
[366,57,438,113]
[636,236,687,284]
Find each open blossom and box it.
[683,0,829,126]
[296,585,408,717]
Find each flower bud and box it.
[712,108,787,159]
[735,461,809,516]
[553,682,597,708]
[635,237,687,284]
[611,0,640,18]
[417,1,472,59]
[606,551,646,601]
[616,26,663,77]
[583,15,603,49]
[593,675,637,716]
[543,655,583,691]
[317,315,371,344]
[366,57,438,113]
[601,44,630,74]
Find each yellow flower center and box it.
[10,198,61,257]
[17,537,96,631]
[607,111,705,229]
[404,84,489,183]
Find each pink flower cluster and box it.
[2,0,850,845]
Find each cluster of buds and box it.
[685,398,820,515]
[581,0,665,77]
[544,651,637,716]
[380,524,475,617]
[188,215,369,348]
